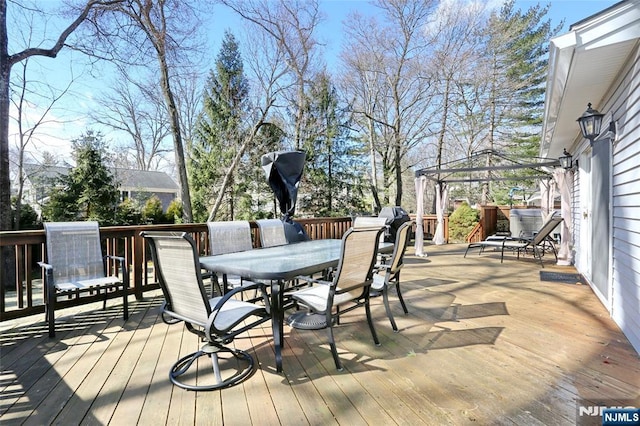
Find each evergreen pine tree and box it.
[189,31,252,222]
[299,73,367,216]
[42,131,121,225]
[480,0,561,203]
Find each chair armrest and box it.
[105,254,126,267]
[104,255,129,291]
[294,275,331,286]
[211,281,271,314]
[37,262,54,289]
[37,261,53,271]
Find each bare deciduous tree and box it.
[1,0,124,294]
[220,0,323,149]
[79,0,207,222]
[174,69,203,159]
[1,0,123,231]
[341,0,437,208]
[91,68,172,171]
[11,56,76,228]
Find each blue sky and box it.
[9,0,621,166]
[207,0,621,70]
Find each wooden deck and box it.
[1,243,639,425]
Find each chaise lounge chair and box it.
[464,212,564,267]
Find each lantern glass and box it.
[559,149,572,170]
[577,103,604,140]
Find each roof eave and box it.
[540,0,640,159]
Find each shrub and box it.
[11,199,41,230]
[448,202,479,242]
[165,199,183,223]
[142,196,165,224]
[116,199,142,225]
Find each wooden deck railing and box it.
[411,214,448,243]
[0,215,441,322]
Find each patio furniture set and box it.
[40,217,414,391]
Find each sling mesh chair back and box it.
[353,216,388,243]
[207,221,256,294]
[372,220,414,331]
[39,221,129,337]
[256,218,288,247]
[289,226,384,371]
[501,213,564,266]
[141,231,270,391]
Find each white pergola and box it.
[412,150,570,261]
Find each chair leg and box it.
[122,284,129,320]
[365,298,380,346]
[392,272,408,315]
[326,313,343,371]
[395,282,408,314]
[170,343,255,391]
[47,283,56,338]
[534,247,545,268]
[381,287,398,332]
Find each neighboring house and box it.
[540,0,640,354]
[21,164,179,214]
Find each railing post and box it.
[133,232,144,300]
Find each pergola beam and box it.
[423,175,552,183]
[415,160,560,176]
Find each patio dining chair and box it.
[207,221,257,295]
[256,218,288,248]
[371,220,414,332]
[464,212,564,267]
[353,216,389,243]
[39,221,129,338]
[288,226,385,371]
[141,231,271,391]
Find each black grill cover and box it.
[261,151,305,219]
[378,206,410,242]
[261,150,309,242]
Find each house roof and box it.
[540,0,640,159]
[23,164,179,193]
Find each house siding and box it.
[610,45,640,354]
[570,169,580,268]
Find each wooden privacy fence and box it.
[0,215,442,322]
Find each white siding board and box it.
[613,205,640,218]
[611,278,640,353]
[613,179,640,196]
[613,217,640,235]
[613,164,640,185]
[613,193,640,207]
[609,45,640,355]
[572,172,582,268]
[612,237,640,268]
[612,249,640,279]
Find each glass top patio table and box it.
[199,238,392,373]
[200,239,342,282]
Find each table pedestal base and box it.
[286,311,329,330]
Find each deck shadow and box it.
[419,326,505,351]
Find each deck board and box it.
[1,243,639,425]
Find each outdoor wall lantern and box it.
[558,148,573,170]
[576,103,604,143]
